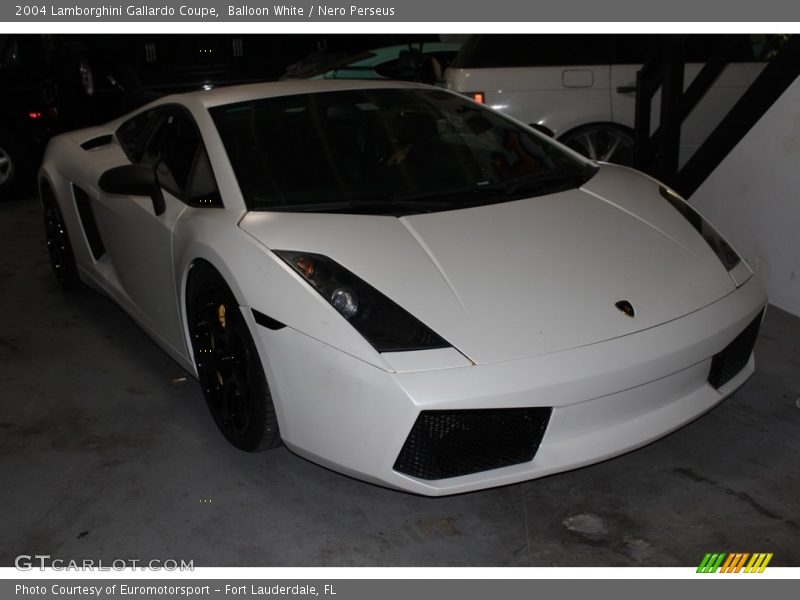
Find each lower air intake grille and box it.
[708,310,764,389]
[393,407,552,480]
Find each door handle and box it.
[616,85,637,94]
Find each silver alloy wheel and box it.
[560,125,635,166]
[0,145,14,186]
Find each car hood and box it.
[239,164,736,365]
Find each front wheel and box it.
[559,124,635,166]
[186,263,281,451]
[41,184,79,289]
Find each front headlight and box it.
[659,186,740,271]
[275,250,450,352]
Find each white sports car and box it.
[39,80,766,496]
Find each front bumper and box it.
[247,274,766,496]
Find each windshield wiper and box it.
[498,164,596,198]
[448,164,596,209]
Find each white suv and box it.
[445,34,772,166]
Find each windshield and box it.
[210,88,595,215]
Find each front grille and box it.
[393,407,552,480]
[708,310,764,389]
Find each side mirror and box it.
[98,164,165,216]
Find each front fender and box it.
[172,208,390,375]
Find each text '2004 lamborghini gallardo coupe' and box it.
[39,80,766,495]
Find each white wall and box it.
[691,76,800,317]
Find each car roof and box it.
[161,79,432,109]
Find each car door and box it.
[92,106,212,357]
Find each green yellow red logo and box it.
[697,553,773,573]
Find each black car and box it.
[0,35,96,197]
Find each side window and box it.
[116,110,155,163]
[138,108,222,207]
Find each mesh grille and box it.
[393,407,552,480]
[708,310,764,389]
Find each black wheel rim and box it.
[190,282,255,442]
[43,196,73,285]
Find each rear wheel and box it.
[186,263,281,451]
[559,124,635,166]
[41,184,78,290]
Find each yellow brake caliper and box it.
[215,304,226,386]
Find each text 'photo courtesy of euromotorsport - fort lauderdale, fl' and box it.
[22,4,396,18]
[16,583,328,597]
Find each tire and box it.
[41,183,79,290]
[186,263,281,452]
[0,134,29,198]
[559,124,635,166]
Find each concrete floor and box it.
[1,194,798,567]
